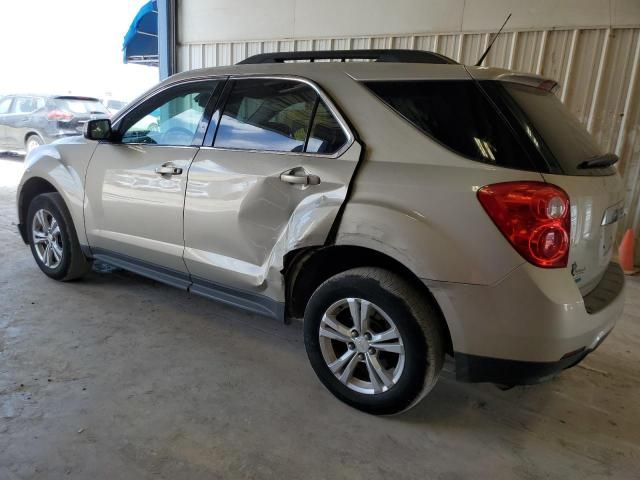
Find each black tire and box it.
[304,267,444,415]
[25,135,43,154]
[26,192,92,281]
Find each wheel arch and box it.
[17,177,58,243]
[24,131,44,146]
[284,244,454,355]
[18,141,94,247]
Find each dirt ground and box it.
[1,154,639,479]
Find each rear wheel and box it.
[27,192,92,281]
[25,135,43,154]
[304,267,444,415]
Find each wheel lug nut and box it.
[358,353,365,360]
[368,347,376,355]
[348,343,355,350]
[364,332,372,341]
[351,330,359,338]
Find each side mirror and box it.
[83,118,112,141]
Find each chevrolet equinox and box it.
[16,50,625,414]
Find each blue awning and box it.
[123,0,158,66]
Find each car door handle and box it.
[280,168,321,186]
[155,164,183,175]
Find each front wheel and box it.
[304,267,444,415]
[27,192,92,281]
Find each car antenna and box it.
[475,13,512,66]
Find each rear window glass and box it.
[364,80,533,170]
[499,83,609,175]
[106,100,126,110]
[54,98,108,114]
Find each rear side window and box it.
[14,97,38,113]
[216,79,316,152]
[215,79,348,155]
[364,80,533,170]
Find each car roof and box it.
[163,61,533,86]
[165,62,468,83]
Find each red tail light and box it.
[47,110,74,121]
[477,182,570,268]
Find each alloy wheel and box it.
[31,208,63,269]
[318,297,405,394]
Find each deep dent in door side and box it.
[183,141,363,305]
[258,184,354,302]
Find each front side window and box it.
[120,83,217,146]
[215,79,317,152]
[364,80,533,170]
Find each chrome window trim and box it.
[96,142,199,151]
[111,74,355,158]
[197,142,355,159]
[208,74,355,159]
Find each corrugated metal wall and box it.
[177,27,640,239]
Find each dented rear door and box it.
[182,77,360,300]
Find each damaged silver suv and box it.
[17,50,625,414]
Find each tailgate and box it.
[543,172,624,295]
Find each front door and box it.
[84,80,223,277]
[183,77,360,302]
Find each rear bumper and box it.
[455,328,610,385]
[426,262,625,384]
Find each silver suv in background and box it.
[16,50,625,414]
[0,95,109,154]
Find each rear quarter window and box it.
[363,80,535,171]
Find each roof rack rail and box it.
[237,49,458,65]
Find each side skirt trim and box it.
[90,247,284,320]
[92,248,191,290]
[190,276,285,320]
